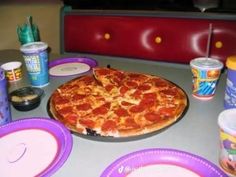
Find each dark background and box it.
[62,0,236,13]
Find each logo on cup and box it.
[191,68,220,97]
[24,55,41,73]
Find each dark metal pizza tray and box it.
[47,74,189,142]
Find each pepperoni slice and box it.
[137,84,151,91]
[125,118,140,128]
[53,97,69,105]
[144,112,162,122]
[92,103,110,115]
[103,102,111,109]
[143,92,157,99]
[121,101,134,106]
[114,72,125,80]
[112,77,122,86]
[152,78,168,87]
[94,95,106,102]
[58,106,73,115]
[125,81,138,88]
[131,90,142,99]
[161,88,178,96]
[128,73,145,80]
[102,120,117,132]
[140,92,157,107]
[72,94,86,101]
[79,119,95,128]
[158,107,175,117]
[139,98,155,107]
[92,107,107,115]
[114,107,129,117]
[129,105,145,113]
[76,103,92,111]
[96,68,111,76]
[120,86,129,95]
[105,84,115,92]
[65,114,77,125]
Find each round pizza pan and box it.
[47,76,189,142]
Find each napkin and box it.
[17,16,40,45]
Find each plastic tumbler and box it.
[0,68,12,126]
[190,57,223,100]
[218,109,236,176]
[20,42,49,87]
[224,56,236,109]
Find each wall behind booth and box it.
[0,1,62,54]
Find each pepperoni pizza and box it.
[49,67,188,137]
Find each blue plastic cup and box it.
[20,42,49,87]
[0,68,12,126]
[224,56,236,109]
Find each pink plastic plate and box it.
[101,148,227,177]
[0,117,73,177]
[49,57,97,77]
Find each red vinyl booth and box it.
[61,7,236,64]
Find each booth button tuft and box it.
[104,33,111,40]
[155,36,162,44]
[215,41,223,48]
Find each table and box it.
[0,49,227,177]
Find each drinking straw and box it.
[27,16,34,41]
[206,23,213,59]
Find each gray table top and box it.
[0,50,227,177]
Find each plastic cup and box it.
[0,68,12,126]
[190,57,223,100]
[218,109,236,176]
[224,56,236,109]
[1,61,22,82]
[20,42,49,87]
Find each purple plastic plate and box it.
[101,148,228,177]
[49,57,97,77]
[0,117,73,177]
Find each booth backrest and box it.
[61,8,236,64]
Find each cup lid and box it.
[190,57,223,70]
[20,42,48,53]
[218,109,236,135]
[1,61,22,70]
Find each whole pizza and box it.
[49,67,188,137]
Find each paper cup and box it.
[1,61,22,82]
[218,109,236,176]
[20,42,49,87]
[190,57,223,100]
